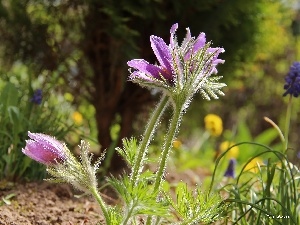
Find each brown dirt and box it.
[0,167,210,225]
[0,181,105,225]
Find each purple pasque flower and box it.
[224,158,236,178]
[30,89,43,105]
[22,131,67,165]
[127,23,225,101]
[283,62,300,97]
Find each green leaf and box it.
[2,154,11,164]
[235,121,253,161]
[1,193,16,205]
[18,157,32,178]
[236,121,252,142]
[200,76,226,101]
[0,82,19,118]
[116,137,138,167]
[8,106,23,134]
[167,182,224,224]
[254,128,278,146]
[106,206,123,225]
[108,175,169,221]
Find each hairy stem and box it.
[131,94,169,184]
[153,106,182,191]
[284,95,292,151]
[122,203,136,225]
[90,187,109,224]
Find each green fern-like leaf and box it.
[106,206,123,225]
[108,174,169,223]
[116,137,138,167]
[200,76,226,100]
[166,182,224,224]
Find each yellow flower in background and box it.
[219,141,239,159]
[72,111,83,125]
[204,114,223,137]
[244,157,264,173]
[173,139,182,149]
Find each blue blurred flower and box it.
[283,62,300,97]
[224,158,236,178]
[30,89,42,105]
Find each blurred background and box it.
[0,0,300,181]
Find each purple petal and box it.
[207,47,225,57]
[150,35,173,74]
[213,58,225,65]
[185,28,192,41]
[127,59,163,79]
[184,32,207,61]
[23,132,66,165]
[129,71,155,82]
[181,27,192,49]
[22,140,60,164]
[28,132,65,155]
[170,23,178,48]
[207,48,225,72]
[170,23,178,34]
[193,33,206,52]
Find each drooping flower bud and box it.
[22,131,67,165]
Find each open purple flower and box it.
[224,158,236,178]
[22,131,67,165]
[127,23,225,102]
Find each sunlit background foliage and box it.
[0,0,299,178]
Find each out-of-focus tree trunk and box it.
[82,5,153,172]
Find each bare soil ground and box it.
[0,181,105,225]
